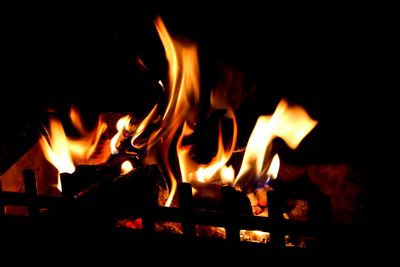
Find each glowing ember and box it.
[121,160,134,175]
[240,230,270,244]
[39,106,107,191]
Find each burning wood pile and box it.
[0,16,364,253]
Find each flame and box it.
[220,165,235,185]
[130,104,159,150]
[267,99,318,150]
[176,83,238,187]
[110,104,159,154]
[121,160,134,175]
[110,114,131,154]
[155,17,200,124]
[234,99,317,191]
[39,106,107,191]
[39,119,75,175]
[266,154,280,180]
[177,117,236,186]
[144,17,201,206]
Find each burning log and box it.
[56,161,170,236]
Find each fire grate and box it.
[0,168,333,255]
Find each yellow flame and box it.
[121,160,134,175]
[234,99,317,190]
[177,115,237,187]
[220,165,235,185]
[145,17,201,206]
[145,17,241,204]
[267,99,318,150]
[181,83,238,186]
[177,84,238,186]
[130,104,159,150]
[39,119,75,175]
[39,107,107,191]
[155,17,200,123]
[235,116,272,186]
[176,122,195,183]
[266,154,280,181]
[110,105,159,154]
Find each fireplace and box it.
[1,3,374,261]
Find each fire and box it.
[177,115,236,186]
[110,104,159,154]
[142,18,315,205]
[233,99,317,191]
[110,114,131,155]
[121,160,134,175]
[39,106,107,191]
[39,119,75,175]
[23,16,323,245]
[220,165,235,185]
[144,17,202,206]
[40,16,317,212]
[266,154,280,182]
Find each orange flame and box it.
[110,104,159,154]
[234,99,317,191]
[144,17,201,206]
[110,17,316,207]
[130,104,159,150]
[176,86,238,186]
[39,107,107,191]
[110,114,131,155]
[177,116,236,186]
